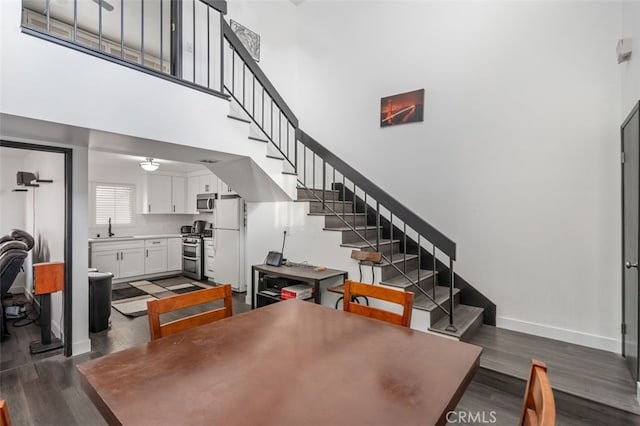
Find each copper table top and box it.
[77,299,482,426]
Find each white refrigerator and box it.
[212,197,245,292]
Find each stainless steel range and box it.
[182,235,203,280]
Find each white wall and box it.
[0,150,26,290]
[226,1,301,114]
[621,1,640,117]
[292,1,623,352]
[244,201,358,307]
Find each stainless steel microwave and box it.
[196,193,217,213]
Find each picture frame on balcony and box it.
[380,89,425,127]
[230,20,260,63]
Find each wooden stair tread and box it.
[248,135,269,143]
[429,304,484,340]
[322,225,381,232]
[340,239,399,249]
[227,114,251,123]
[308,212,366,217]
[380,269,437,288]
[297,187,340,193]
[362,253,419,266]
[412,286,460,311]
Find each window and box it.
[94,183,134,225]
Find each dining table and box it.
[77,299,482,426]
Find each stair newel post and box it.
[294,132,298,172]
[231,49,235,94]
[312,153,316,189]
[376,202,380,252]
[389,213,393,264]
[322,160,326,209]
[432,244,436,300]
[364,193,368,241]
[403,224,407,273]
[353,183,357,233]
[242,63,246,107]
[332,168,336,212]
[342,175,346,222]
[286,122,290,159]
[303,145,307,186]
[252,76,256,118]
[446,258,457,332]
[261,87,265,128]
[417,234,421,291]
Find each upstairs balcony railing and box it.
[21,0,460,331]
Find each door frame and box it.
[0,140,73,357]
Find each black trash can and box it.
[88,271,113,332]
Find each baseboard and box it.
[496,316,621,354]
[72,339,92,356]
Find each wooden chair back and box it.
[0,400,11,426]
[520,359,556,426]
[343,280,413,327]
[147,285,233,341]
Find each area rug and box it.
[111,276,213,317]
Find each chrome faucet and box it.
[108,217,115,237]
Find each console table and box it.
[251,264,348,309]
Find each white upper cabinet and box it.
[172,176,187,213]
[146,175,172,214]
[143,174,188,214]
[199,173,218,194]
[218,178,237,196]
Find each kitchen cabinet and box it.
[144,174,188,214]
[145,239,168,274]
[90,240,145,279]
[199,174,218,194]
[172,176,186,213]
[218,179,237,196]
[187,176,200,214]
[167,237,182,271]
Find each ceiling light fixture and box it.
[139,158,160,172]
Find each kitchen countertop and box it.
[88,234,182,243]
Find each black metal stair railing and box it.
[222,20,459,331]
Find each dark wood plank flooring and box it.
[468,325,640,416]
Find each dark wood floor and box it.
[2,302,640,424]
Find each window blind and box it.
[95,184,134,225]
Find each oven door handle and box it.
[182,243,200,248]
[183,256,200,261]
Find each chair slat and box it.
[343,280,413,327]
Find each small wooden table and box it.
[78,300,482,426]
[251,263,348,308]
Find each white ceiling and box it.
[89,150,206,174]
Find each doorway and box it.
[0,140,73,358]
[623,101,640,381]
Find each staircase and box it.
[219,20,494,341]
[295,186,484,340]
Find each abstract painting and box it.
[380,89,425,127]
[230,20,261,62]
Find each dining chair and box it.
[343,279,413,327]
[0,399,12,426]
[520,359,556,426]
[147,284,233,341]
[328,250,383,308]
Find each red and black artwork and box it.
[380,89,425,127]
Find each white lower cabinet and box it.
[90,240,145,279]
[145,239,168,274]
[90,237,182,281]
